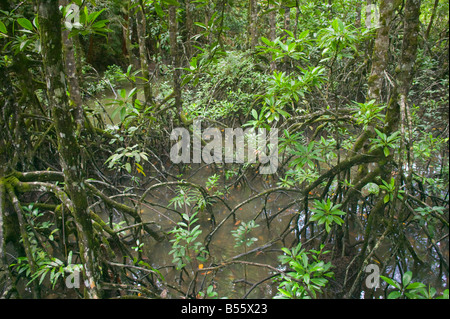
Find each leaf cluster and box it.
[275,243,334,299]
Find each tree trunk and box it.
[294,0,300,37]
[365,0,372,29]
[72,34,85,86]
[269,1,276,72]
[169,4,182,122]
[248,0,258,50]
[125,0,139,70]
[0,53,14,277]
[136,0,153,106]
[386,0,421,182]
[425,0,439,40]
[385,0,421,135]
[355,0,362,28]
[38,0,101,299]
[185,0,193,60]
[61,0,83,134]
[398,0,421,98]
[367,0,401,103]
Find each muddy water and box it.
[140,165,299,299]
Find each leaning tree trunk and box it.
[38,0,101,299]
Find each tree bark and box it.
[398,0,421,98]
[0,52,14,281]
[385,0,421,135]
[269,0,276,72]
[355,0,362,28]
[38,0,101,299]
[61,0,83,134]
[185,0,193,60]
[248,0,258,50]
[425,0,439,40]
[135,0,153,106]
[169,4,182,122]
[367,0,402,103]
[365,0,372,29]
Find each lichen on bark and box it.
[38,0,102,299]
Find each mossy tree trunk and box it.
[38,0,101,299]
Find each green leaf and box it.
[380,276,401,290]
[374,128,386,140]
[388,291,402,299]
[119,88,126,99]
[125,162,131,173]
[17,18,33,31]
[406,282,425,290]
[303,273,310,285]
[260,36,274,46]
[278,288,292,298]
[154,2,164,17]
[281,247,291,256]
[128,87,137,98]
[0,21,7,34]
[67,251,73,265]
[311,277,328,287]
[301,253,308,268]
[402,271,412,287]
[439,289,449,299]
[33,16,39,29]
[119,107,127,122]
[163,0,180,6]
[88,9,105,24]
[251,109,258,119]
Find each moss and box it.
[5,176,31,193]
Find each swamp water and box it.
[139,165,298,299]
[89,89,447,299]
[130,164,448,299]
